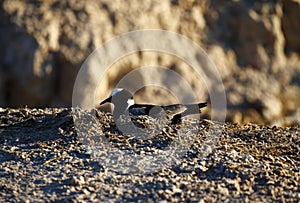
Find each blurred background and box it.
[0,0,300,126]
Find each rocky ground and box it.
[0,108,299,202]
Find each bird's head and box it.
[100,88,134,117]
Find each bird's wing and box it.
[162,102,207,117]
[161,104,188,116]
[129,102,207,117]
[129,104,179,118]
[181,102,207,116]
[128,104,156,116]
[166,102,207,124]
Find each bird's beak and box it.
[99,96,112,105]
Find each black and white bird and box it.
[100,88,207,124]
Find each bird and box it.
[99,88,207,124]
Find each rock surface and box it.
[1,0,300,125]
[0,108,299,202]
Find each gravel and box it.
[0,108,299,202]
